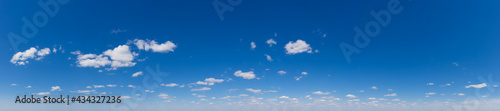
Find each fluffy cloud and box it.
[75,45,137,70]
[266,39,277,47]
[384,93,397,97]
[427,83,434,85]
[197,78,224,86]
[301,72,308,75]
[465,83,487,88]
[133,39,177,53]
[132,71,143,77]
[191,87,211,91]
[250,42,256,50]
[312,91,330,95]
[284,40,312,54]
[11,47,53,65]
[246,88,262,93]
[346,94,357,98]
[264,54,273,62]
[234,70,256,79]
[50,86,62,91]
[371,86,378,90]
[277,70,286,75]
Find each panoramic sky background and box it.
[1,0,500,111]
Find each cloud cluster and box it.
[74,45,137,70]
[11,47,53,65]
[133,39,177,53]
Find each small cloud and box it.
[132,39,177,53]
[10,84,17,86]
[264,54,273,62]
[346,94,357,98]
[191,87,211,91]
[458,93,465,96]
[250,42,256,50]
[37,92,51,96]
[371,86,378,90]
[25,86,32,88]
[312,91,330,95]
[165,83,179,87]
[427,83,434,85]
[132,71,143,77]
[106,84,117,87]
[384,93,397,97]
[234,70,256,79]
[266,39,277,47]
[246,88,262,94]
[465,83,487,88]
[277,70,286,75]
[50,86,62,91]
[425,92,436,96]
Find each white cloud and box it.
[11,47,53,65]
[127,85,135,88]
[76,54,112,68]
[132,71,143,77]
[427,83,434,85]
[465,83,487,88]
[279,96,289,99]
[25,86,32,88]
[250,42,256,50]
[191,87,211,91]
[93,85,105,88]
[121,96,132,99]
[285,39,312,54]
[425,92,436,96]
[75,45,137,70]
[234,70,256,79]
[133,39,177,53]
[205,78,224,83]
[37,92,51,96]
[346,94,357,98]
[11,84,17,86]
[371,86,378,90]
[76,90,93,94]
[458,93,465,96]
[384,93,397,97]
[368,97,377,100]
[301,72,308,75]
[158,93,172,99]
[266,39,277,47]
[312,91,330,95]
[50,86,62,91]
[165,83,179,87]
[106,84,117,87]
[264,54,273,62]
[103,45,137,68]
[277,70,286,75]
[246,88,262,93]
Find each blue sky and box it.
[1,0,500,111]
